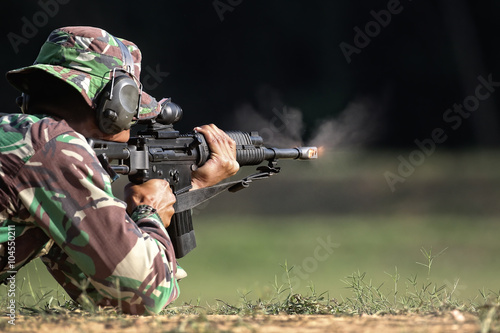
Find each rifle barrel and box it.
[264,147,318,161]
[225,131,317,165]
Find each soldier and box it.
[0,26,239,314]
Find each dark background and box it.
[1,0,500,148]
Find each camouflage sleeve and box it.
[15,129,179,314]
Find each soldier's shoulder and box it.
[0,113,78,150]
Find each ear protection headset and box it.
[16,37,142,135]
[95,37,142,135]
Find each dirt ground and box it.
[2,311,486,333]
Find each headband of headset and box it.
[95,37,142,135]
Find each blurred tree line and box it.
[1,0,499,148]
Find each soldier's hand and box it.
[191,124,240,190]
[124,179,176,228]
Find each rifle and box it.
[89,99,318,258]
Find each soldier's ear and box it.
[15,93,29,113]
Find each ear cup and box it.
[96,75,140,134]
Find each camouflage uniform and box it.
[0,27,180,315]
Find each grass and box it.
[1,149,500,331]
[2,214,500,300]
[1,216,500,331]
[2,215,500,307]
[3,251,499,318]
[175,214,500,306]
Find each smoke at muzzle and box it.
[231,89,383,151]
[308,96,383,150]
[233,103,305,148]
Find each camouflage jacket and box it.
[0,113,180,314]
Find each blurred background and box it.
[1,0,500,307]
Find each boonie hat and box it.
[6,26,162,120]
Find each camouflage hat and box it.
[6,26,161,120]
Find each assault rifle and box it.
[89,99,318,258]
